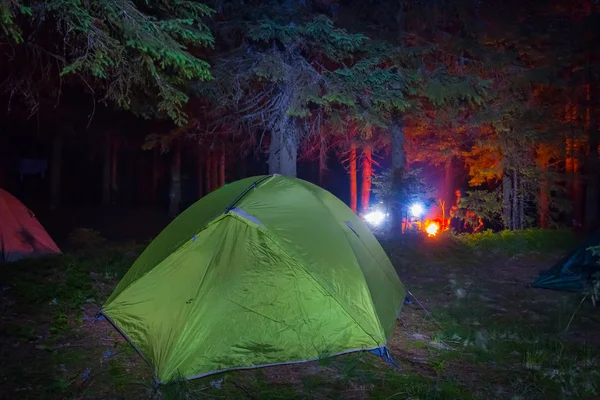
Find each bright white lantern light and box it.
[364,210,386,226]
[410,203,424,217]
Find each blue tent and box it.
[531,229,600,292]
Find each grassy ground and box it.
[1,230,598,399]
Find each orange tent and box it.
[0,189,61,263]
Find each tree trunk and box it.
[280,122,297,177]
[390,116,405,231]
[269,128,281,175]
[574,157,584,227]
[49,130,63,210]
[391,117,406,170]
[503,171,512,230]
[519,171,525,229]
[318,134,326,186]
[538,154,550,229]
[102,133,111,206]
[205,156,212,194]
[361,146,372,212]
[349,143,357,213]
[445,157,454,208]
[210,152,218,192]
[110,137,119,206]
[197,146,203,199]
[585,80,599,231]
[168,141,182,218]
[219,150,226,187]
[512,170,518,230]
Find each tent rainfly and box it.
[102,175,406,383]
[0,188,61,263]
[531,228,600,292]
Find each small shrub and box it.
[455,228,578,256]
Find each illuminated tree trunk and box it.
[269,117,297,177]
[168,141,181,218]
[538,154,550,229]
[585,81,599,231]
[268,129,281,175]
[49,130,63,210]
[102,134,111,206]
[361,146,372,212]
[502,171,512,230]
[219,150,226,187]
[349,143,357,213]
[445,158,454,208]
[280,126,297,178]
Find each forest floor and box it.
[1,232,599,399]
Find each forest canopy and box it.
[0,0,598,232]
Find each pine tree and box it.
[0,0,215,125]
[205,1,367,177]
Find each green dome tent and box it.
[102,175,406,383]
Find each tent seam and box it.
[106,176,273,305]
[257,220,382,347]
[295,182,387,340]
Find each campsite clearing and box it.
[1,232,598,399]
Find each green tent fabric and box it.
[531,228,600,292]
[102,175,406,383]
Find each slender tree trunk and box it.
[349,143,357,213]
[102,133,111,206]
[219,150,225,187]
[269,128,281,175]
[49,130,63,210]
[197,146,203,199]
[503,171,512,230]
[512,170,518,230]
[585,80,599,231]
[210,152,218,192]
[390,115,405,232]
[445,157,454,208]
[361,146,372,212]
[318,134,326,186]
[538,154,550,229]
[168,141,182,218]
[280,122,297,177]
[110,137,119,206]
[574,156,584,227]
[205,155,212,194]
[566,140,574,197]
[519,171,525,229]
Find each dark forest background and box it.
[1,0,599,240]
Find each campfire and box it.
[425,221,440,237]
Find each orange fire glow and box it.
[425,222,440,237]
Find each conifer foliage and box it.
[0,0,214,124]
